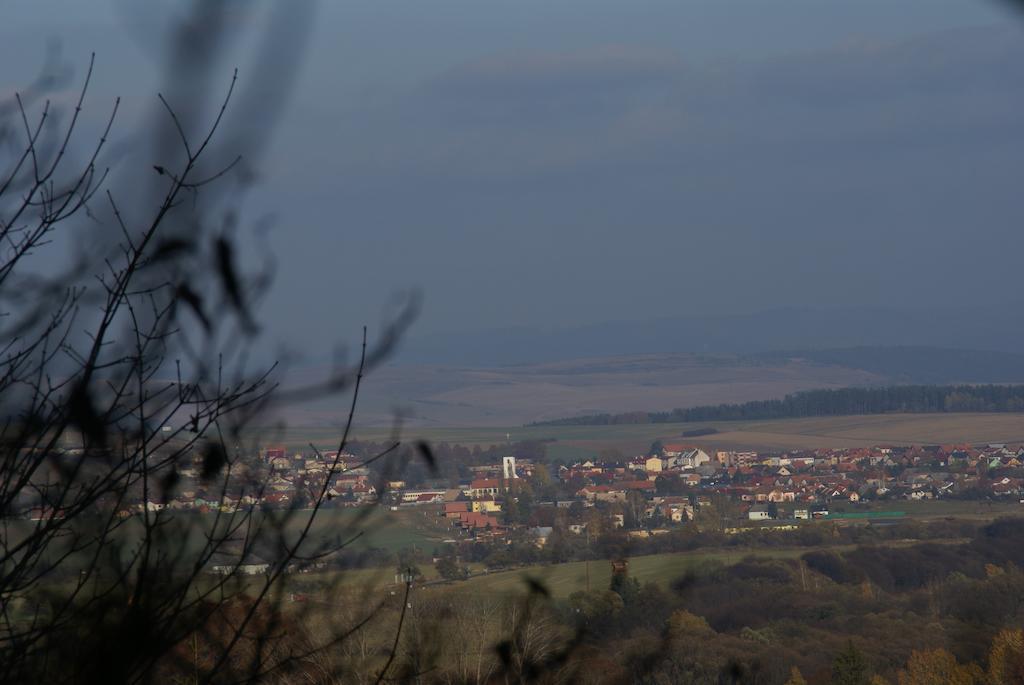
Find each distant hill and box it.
[531,384,1024,427]
[282,346,1024,427]
[756,346,1024,385]
[401,305,1024,366]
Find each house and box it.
[621,480,656,493]
[264,447,286,463]
[530,526,554,547]
[333,474,367,490]
[663,446,711,470]
[401,489,446,504]
[644,456,664,472]
[665,504,693,522]
[767,489,796,503]
[578,485,626,503]
[466,479,501,498]
[443,502,470,519]
[211,561,270,576]
[351,483,376,502]
[684,448,711,469]
[209,549,272,576]
[992,478,1023,497]
[412,493,443,505]
[27,507,67,521]
[663,444,688,456]
[748,505,771,521]
[457,511,501,532]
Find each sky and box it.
[2,0,1024,364]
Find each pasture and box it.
[445,547,808,599]
[323,537,974,600]
[265,412,1024,460]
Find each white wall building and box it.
[502,456,518,479]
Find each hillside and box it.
[534,384,1024,426]
[279,346,1024,427]
[401,307,1024,366]
[281,352,887,427]
[758,346,1024,384]
[266,413,1024,460]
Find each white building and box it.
[748,506,771,521]
[502,456,518,479]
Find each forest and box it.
[534,384,1024,426]
[204,517,1024,684]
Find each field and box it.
[3,507,450,572]
[277,353,888,427]
[297,507,448,552]
[313,537,975,601]
[833,498,1023,521]
[443,546,811,599]
[264,412,1024,460]
[282,547,819,603]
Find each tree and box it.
[624,489,647,528]
[435,549,468,581]
[610,572,641,606]
[833,641,870,685]
[494,596,571,682]
[783,666,808,685]
[569,590,624,622]
[531,463,556,500]
[0,8,416,682]
[666,610,713,639]
[897,649,983,685]
[397,548,423,580]
[905,649,982,685]
[988,628,1024,685]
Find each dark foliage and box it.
[533,384,1024,426]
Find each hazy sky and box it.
[3,1,1023,361]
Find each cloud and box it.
[259,20,1024,348]
[431,45,683,99]
[318,24,1024,186]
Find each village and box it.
[52,440,1022,543]
[415,442,1024,543]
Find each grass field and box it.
[278,353,890,427]
[445,547,806,598]
[304,507,448,552]
[325,532,966,597]
[834,498,1024,520]
[282,547,813,603]
[262,412,1024,460]
[3,507,449,572]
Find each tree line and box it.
[264,517,1024,683]
[532,384,1024,426]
